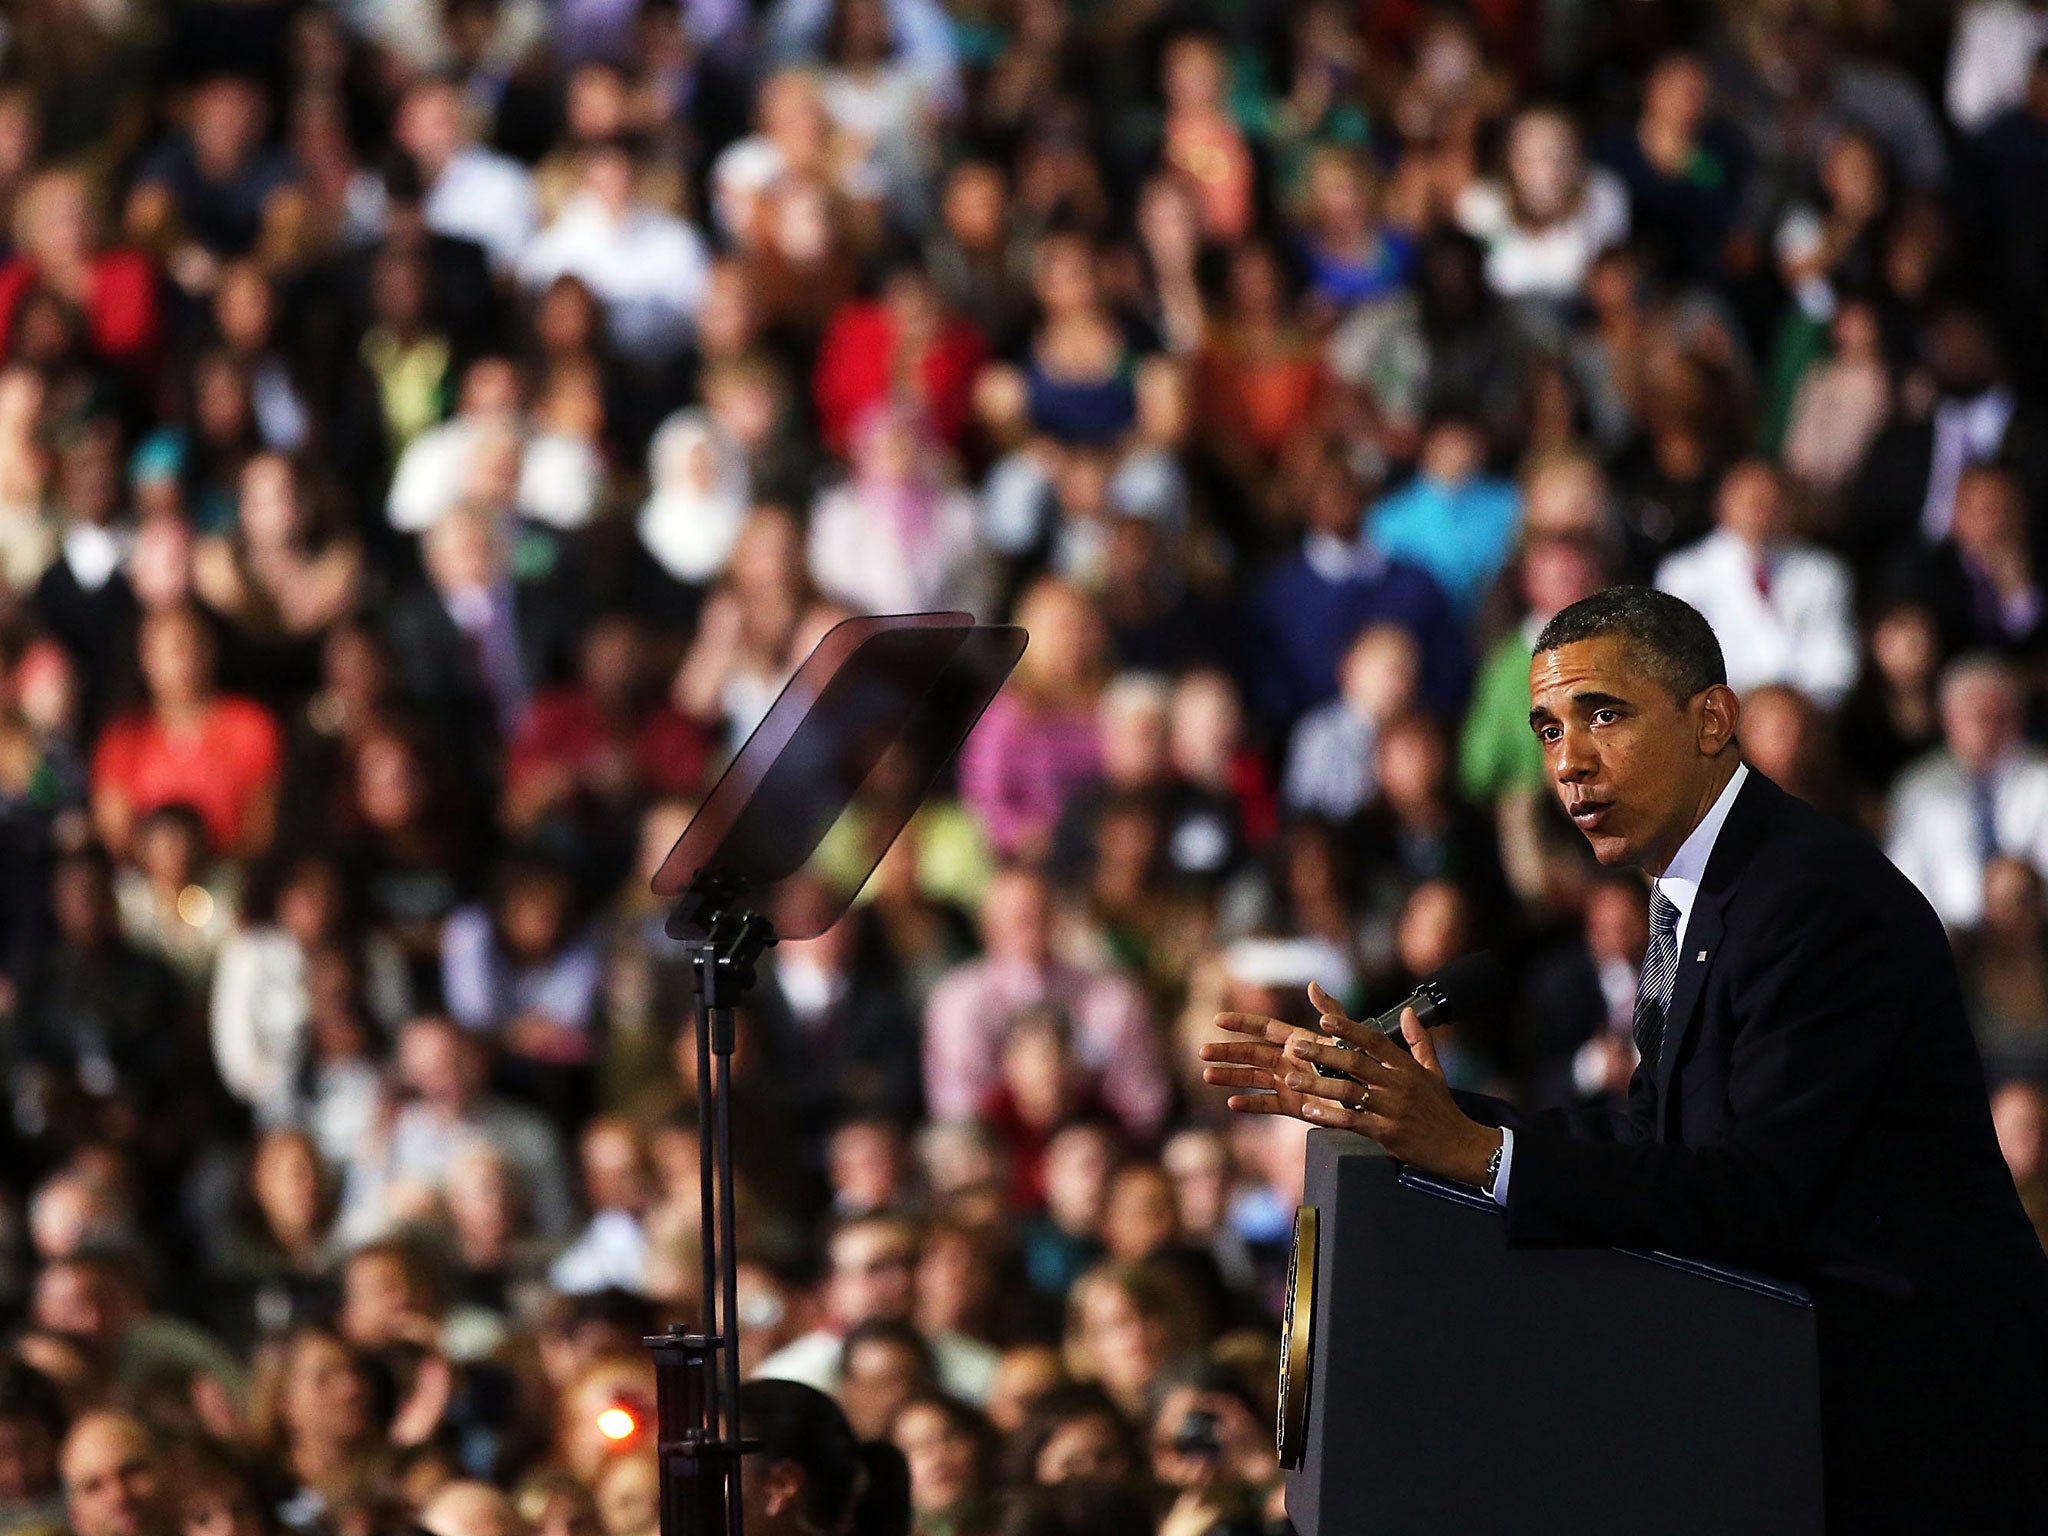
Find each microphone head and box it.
[1428,951,1509,1024]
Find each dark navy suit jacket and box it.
[1459,770,2048,1531]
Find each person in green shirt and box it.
[1459,534,1609,804]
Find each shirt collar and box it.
[1303,531,1365,583]
[1653,761,1749,930]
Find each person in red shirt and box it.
[503,611,712,841]
[813,257,987,460]
[91,601,282,858]
[0,168,159,376]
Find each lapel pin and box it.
[1695,950,1707,962]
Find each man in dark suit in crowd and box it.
[387,497,582,773]
[1519,868,1649,1111]
[1204,586,2048,1531]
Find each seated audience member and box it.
[1458,531,1609,806]
[1837,598,1944,826]
[33,1253,245,1413]
[1958,856,2048,1072]
[518,140,710,367]
[1454,105,1629,304]
[923,865,1166,1142]
[806,404,984,617]
[441,850,603,1070]
[389,77,537,277]
[1363,412,1521,623]
[549,1117,654,1297]
[1888,655,2048,929]
[126,72,300,278]
[1520,872,1650,1109]
[0,169,158,379]
[387,499,581,759]
[813,258,986,458]
[1654,458,1859,707]
[1248,448,1464,727]
[91,604,281,860]
[958,579,1106,861]
[1283,623,1421,822]
[337,1015,575,1242]
[837,1321,938,1441]
[1914,463,2048,661]
[980,1004,1107,1211]
[733,1380,874,1536]
[1060,1262,1202,1422]
[17,844,186,1147]
[59,1414,175,1536]
[111,801,235,983]
[0,1360,66,1536]
[502,613,713,852]
[753,1212,998,1405]
[888,1393,997,1536]
[630,409,752,632]
[1017,1123,1115,1303]
[752,875,923,1176]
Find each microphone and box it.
[1320,952,1509,1060]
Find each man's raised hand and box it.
[1200,980,1500,1188]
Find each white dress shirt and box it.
[1493,764,1750,1206]
[1654,531,1859,707]
[519,194,710,363]
[424,147,538,274]
[1947,0,2048,131]
[1886,748,2048,928]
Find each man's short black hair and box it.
[0,1358,66,1440]
[1532,587,1726,704]
[738,1380,863,1530]
[839,1318,936,1381]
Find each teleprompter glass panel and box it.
[652,613,1026,940]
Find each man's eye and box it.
[1591,709,1618,725]
[1538,725,1562,743]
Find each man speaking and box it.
[1203,588,2048,1531]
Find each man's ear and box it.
[1697,683,1740,756]
[764,1459,808,1521]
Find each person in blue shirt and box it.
[1365,410,1521,622]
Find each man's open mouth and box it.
[1568,799,1614,830]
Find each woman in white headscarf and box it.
[634,407,752,629]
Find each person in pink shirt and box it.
[959,577,1104,860]
[923,864,1168,1141]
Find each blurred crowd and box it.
[3,0,2048,1532]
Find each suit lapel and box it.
[1651,769,1782,1132]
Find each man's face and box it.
[825,1225,918,1328]
[61,1418,164,1536]
[1716,462,1781,544]
[981,872,1050,965]
[838,1338,927,1440]
[1942,674,2022,773]
[340,1254,416,1347]
[1528,638,1734,874]
[33,1265,121,1352]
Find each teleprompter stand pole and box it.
[648,871,774,1536]
[641,614,1028,1536]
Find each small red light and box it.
[597,1406,638,1442]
